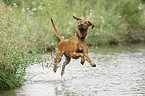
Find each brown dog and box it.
[51,16,96,76]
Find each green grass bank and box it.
[1,0,145,91]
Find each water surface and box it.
[1,44,145,96]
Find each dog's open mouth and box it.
[78,26,85,31]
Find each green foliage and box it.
[0,48,36,90]
[0,3,50,90]
[2,0,145,46]
[1,0,145,90]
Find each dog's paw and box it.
[91,64,96,67]
[61,71,64,77]
[53,69,56,73]
[81,61,85,65]
[53,67,57,73]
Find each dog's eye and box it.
[84,22,87,24]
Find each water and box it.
[1,44,145,96]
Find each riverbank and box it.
[0,0,145,91]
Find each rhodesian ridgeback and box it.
[51,16,96,76]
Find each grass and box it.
[0,3,49,90]
[0,0,145,91]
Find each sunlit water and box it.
[1,44,145,96]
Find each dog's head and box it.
[73,16,94,31]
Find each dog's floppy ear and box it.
[73,16,81,21]
[88,21,95,29]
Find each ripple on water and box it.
[1,44,145,96]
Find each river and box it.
[0,43,145,96]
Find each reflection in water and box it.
[55,83,79,96]
[0,44,145,96]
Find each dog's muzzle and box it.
[78,23,85,31]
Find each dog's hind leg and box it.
[53,50,63,73]
[61,53,71,77]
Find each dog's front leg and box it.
[85,54,96,67]
[81,56,85,65]
[71,51,84,58]
[83,46,96,67]
[71,51,85,65]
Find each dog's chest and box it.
[76,47,83,53]
[76,43,84,53]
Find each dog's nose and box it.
[80,23,83,26]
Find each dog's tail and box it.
[51,18,64,41]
